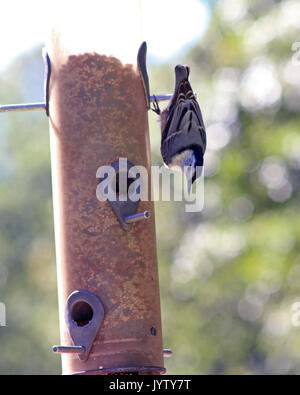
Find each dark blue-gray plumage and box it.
[159,65,207,193]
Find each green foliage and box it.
[149,0,300,374]
[0,48,60,374]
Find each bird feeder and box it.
[46,0,165,375]
[0,0,173,375]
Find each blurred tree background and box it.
[1,0,300,374]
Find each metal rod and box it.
[52,345,85,355]
[124,211,150,224]
[150,93,196,103]
[0,103,46,113]
[0,93,198,114]
[0,100,164,113]
[0,93,196,114]
[150,95,172,102]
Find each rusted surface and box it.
[48,51,164,375]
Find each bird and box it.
[153,65,207,194]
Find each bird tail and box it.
[168,65,195,111]
[174,65,189,92]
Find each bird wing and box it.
[161,65,206,166]
[162,65,206,147]
[161,100,206,165]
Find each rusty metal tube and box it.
[47,1,164,375]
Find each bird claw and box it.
[151,95,161,115]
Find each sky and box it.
[0,0,210,71]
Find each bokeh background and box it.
[1,0,300,374]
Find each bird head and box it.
[170,148,203,194]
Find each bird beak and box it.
[185,174,193,194]
[183,165,194,195]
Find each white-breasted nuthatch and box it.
[153,65,207,193]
